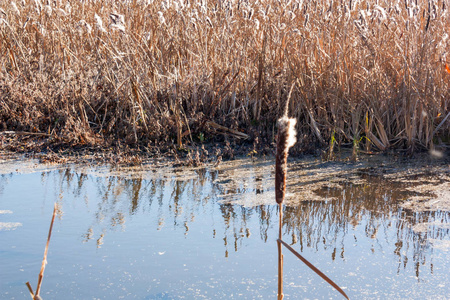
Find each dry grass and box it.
[0,0,448,154]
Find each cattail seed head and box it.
[275,116,297,204]
[110,13,125,25]
[11,1,20,16]
[254,18,260,30]
[43,4,52,17]
[95,13,106,33]
[158,11,165,24]
[56,8,67,17]
[77,20,92,34]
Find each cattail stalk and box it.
[274,87,348,299]
[277,236,284,300]
[276,83,296,300]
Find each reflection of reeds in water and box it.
[283,184,450,275]
[25,164,448,295]
[34,163,448,263]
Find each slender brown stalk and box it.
[277,203,284,300]
[34,203,57,298]
[275,86,296,299]
[25,282,34,299]
[274,105,349,298]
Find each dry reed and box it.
[275,85,296,299]
[0,0,448,154]
[26,203,57,300]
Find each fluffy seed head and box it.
[158,11,165,24]
[275,116,297,204]
[11,1,20,16]
[77,20,92,34]
[56,8,67,17]
[95,13,106,33]
[43,4,52,17]
[110,13,125,25]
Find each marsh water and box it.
[1,156,449,299]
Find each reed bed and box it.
[0,0,448,153]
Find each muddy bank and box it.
[1,150,449,213]
[213,153,449,211]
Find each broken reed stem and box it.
[34,203,57,298]
[25,282,35,298]
[277,239,350,300]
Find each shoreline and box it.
[1,148,448,214]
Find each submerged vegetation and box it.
[0,0,449,156]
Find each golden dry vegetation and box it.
[0,0,449,155]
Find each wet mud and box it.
[1,151,448,213]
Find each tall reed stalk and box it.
[275,86,296,299]
[275,87,349,299]
[26,203,57,300]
